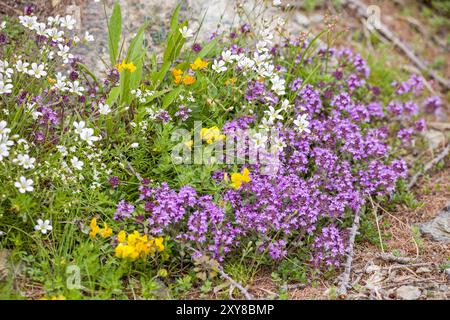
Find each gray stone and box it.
[420,203,450,242]
[422,129,446,150]
[396,285,422,300]
[295,13,310,26]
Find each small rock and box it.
[396,285,422,300]
[422,129,446,150]
[445,268,450,277]
[295,13,309,26]
[416,267,432,274]
[420,203,450,242]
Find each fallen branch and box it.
[216,266,254,300]
[375,253,417,264]
[408,144,450,189]
[341,0,450,91]
[337,209,362,297]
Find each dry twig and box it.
[337,209,362,296]
[408,144,450,189]
[341,0,450,90]
[375,253,417,264]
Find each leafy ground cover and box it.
[0,0,448,300]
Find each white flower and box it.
[221,50,236,63]
[56,145,68,157]
[84,31,94,42]
[212,59,227,73]
[264,106,284,123]
[47,15,61,26]
[98,103,111,115]
[251,132,268,149]
[273,0,282,6]
[130,142,139,148]
[45,27,64,42]
[0,121,10,135]
[0,21,6,30]
[71,156,84,170]
[0,143,9,161]
[293,114,311,134]
[179,26,193,38]
[237,57,255,70]
[79,128,99,146]
[57,44,74,64]
[34,22,47,36]
[14,176,34,193]
[73,121,86,135]
[270,75,286,96]
[34,219,52,234]
[19,16,38,30]
[14,154,36,169]
[270,136,286,153]
[0,81,13,94]
[280,99,291,111]
[28,63,47,79]
[59,15,77,30]
[256,40,269,53]
[15,60,30,73]
[68,81,85,96]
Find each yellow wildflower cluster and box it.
[172,68,196,85]
[224,77,237,86]
[190,58,209,71]
[115,230,164,261]
[224,167,251,189]
[89,218,112,238]
[115,60,137,73]
[200,126,226,144]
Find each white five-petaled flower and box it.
[14,176,34,193]
[293,114,311,134]
[79,128,99,146]
[270,75,286,96]
[14,154,36,169]
[68,81,85,96]
[212,59,227,73]
[45,27,64,43]
[0,121,10,135]
[264,106,284,123]
[59,15,77,30]
[73,121,86,135]
[15,60,30,73]
[34,219,53,234]
[28,63,47,79]
[179,26,194,38]
[273,0,282,7]
[84,31,94,42]
[0,21,6,30]
[98,103,111,115]
[251,132,268,149]
[70,156,84,170]
[0,81,13,94]
[57,44,74,64]
[221,50,236,63]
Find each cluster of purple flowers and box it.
[111,43,429,267]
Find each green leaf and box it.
[108,2,122,66]
[162,86,182,109]
[106,87,120,106]
[197,37,219,59]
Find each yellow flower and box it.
[125,62,136,73]
[172,68,183,77]
[183,75,196,85]
[47,77,56,84]
[190,58,209,71]
[116,60,136,73]
[230,167,251,190]
[117,230,127,243]
[185,140,194,149]
[200,126,225,144]
[154,237,164,252]
[100,223,112,238]
[225,77,237,86]
[89,218,100,238]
